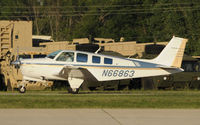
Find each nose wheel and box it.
[18,86,26,93]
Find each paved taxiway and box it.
[0,109,200,125]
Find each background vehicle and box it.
[130,52,200,90]
[0,21,53,92]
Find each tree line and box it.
[1,0,200,55]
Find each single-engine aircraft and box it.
[14,36,187,93]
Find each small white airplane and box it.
[15,36,187,93]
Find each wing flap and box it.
[157,65,184,71]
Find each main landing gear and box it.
[67,75,84,94]
[68,88,79,94]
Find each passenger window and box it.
[77,53,88,62]
[104,58,113,64]
[56,52,74,62]
[92,56,100,63]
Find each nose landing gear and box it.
[18,86,26,93]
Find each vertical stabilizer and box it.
[153,36,188,68]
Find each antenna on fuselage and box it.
[95,46,101,54]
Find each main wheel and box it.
[19,86,26,93]
[68,88,79,94]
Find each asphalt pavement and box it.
[0,109,200,125]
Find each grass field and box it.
[0,90,200,108]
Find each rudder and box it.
[152,36,188,68]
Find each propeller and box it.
[11,55,21,69]
[11,47,21,69]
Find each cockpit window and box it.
[46,50,62,59]
[56,52,74,62]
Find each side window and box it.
[92,56,100,64]
[77,53,88,63]
[104,58,113,64]
[56,52,74,62]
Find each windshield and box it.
[56,52,74,62]
[46,50,62,59]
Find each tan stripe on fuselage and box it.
[22,64,163,70]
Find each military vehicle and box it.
[129,44,200,90]
[152,55,200,90]
[0,21,53,92]
[41,37,168,58]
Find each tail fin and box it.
[153,36,188,68]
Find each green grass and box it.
[0,90,200,108]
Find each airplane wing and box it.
[55,65,98,89]
[57,65,85,79]
[56,65,130,82]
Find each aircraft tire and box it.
[68,88,79,94]
[18,86,26,93]
[0,75,7,91]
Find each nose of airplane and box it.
[11,58,21,69]
[11,60,21,65]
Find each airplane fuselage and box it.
[15,36,188,93]
[20,50,182,82]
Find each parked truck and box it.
[0,21,53,92]
[129,46,200,90]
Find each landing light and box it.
[163,76,167,80]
